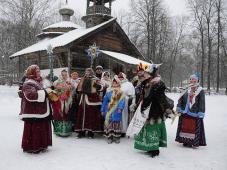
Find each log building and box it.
[10,0,149,79]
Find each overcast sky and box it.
[66,0,189,17]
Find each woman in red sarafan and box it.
[52,69,73,137]
[19,65,52,153]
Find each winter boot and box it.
[107,136,113,144]
[114,137,120,144]
[121,133,126,138]
[183,143,192,147]
[77,131,85,138]
[87,131,94,139]
[148,150,159,158]
[154,150,160,156]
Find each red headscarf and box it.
[118,72,127,80]
[26,65,42,82]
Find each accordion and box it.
[78,77,99,94]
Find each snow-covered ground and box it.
[0,85,227,170]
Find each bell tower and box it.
[59,0,74,21]
[82,0,115,28]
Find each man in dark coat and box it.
[75,68,104,138]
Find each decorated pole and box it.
[1,56,5,70]
[47,44,54,82]
[86,43,101,68]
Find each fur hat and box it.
[96,65,103,70]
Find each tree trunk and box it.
[216,0,221,93]
[200,31,205,87]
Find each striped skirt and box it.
[175,115,206,147]
[104,121,122,138]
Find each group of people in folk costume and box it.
[18,63,206,157]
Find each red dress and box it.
[75,77,104,133]
[20,78,52,153]
[22,121,52,152]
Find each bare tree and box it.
[188,0,206,87]
[215,0,226,93]
[216,0,221,92]
[131,0,166,62]
[203,0,216,94]
[168,16,187,90]
[0,0,55,79]
[220,23,227,94]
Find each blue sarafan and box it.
[101,90,125,123]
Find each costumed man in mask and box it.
[175,73,206,148]
[134,64,175,157]
[75,68,104,138]
[118,72,135,137]
[132,63,147,87]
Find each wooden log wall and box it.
[71,25,137,57]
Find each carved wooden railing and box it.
[86,5,111,15]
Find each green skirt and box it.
[53,121,72,137]
[134,122,167,151]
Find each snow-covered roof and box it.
[10,39,50,58]
[42,21,82,31]
[36,32,64,37]
[101,50,151,65]
[10,18,116,58]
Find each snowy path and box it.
[0,85,227,170]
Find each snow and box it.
[42,21,81,31]
[101,50,151,65]
[10,18,116,58]
[0,85,227,170]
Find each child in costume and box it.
[101,75,125,144]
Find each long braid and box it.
[108,88,123,111]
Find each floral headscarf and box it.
[26,65,42,82]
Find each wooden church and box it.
[10,0,149,78]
